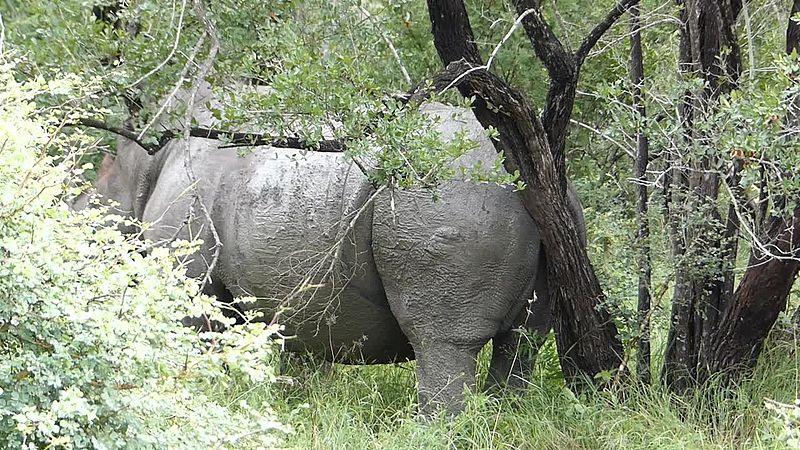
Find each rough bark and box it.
[662,0,742,391]
[426,0,626,388]
[512,0,639,191]
[700,0,800,379]
[789,0,800,55]
[706,209,800,373]
[706,0,800,368]
[665,0,800,388]
[629,3,652,385]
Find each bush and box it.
[0,62,287,449]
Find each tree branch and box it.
[70,118,344,155]
[513,0,575,82]
[511,0,638,190]
[575,0,641,66]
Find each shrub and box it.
[0,61,287,449]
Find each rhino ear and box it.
[97,153,117,181]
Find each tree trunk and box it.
[426,0,625,388]
[664,0,800,388]
[701,0,800,374]
[706,208,800,373]
[629,3,652,385]
[662,0,742,391]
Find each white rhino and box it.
[75,102,585,414]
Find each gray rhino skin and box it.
[78,102,585,414]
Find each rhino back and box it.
[215,148,370,300]
[212,147,410,362]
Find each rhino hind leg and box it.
[486,248,552,391]
[372,212,510,414]
[415,341,481,416]
[182,278,243,331]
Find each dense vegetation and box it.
[0,69,287,447]
[3,0,800,448]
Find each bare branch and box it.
[73,118,170,154]
[184,0,220,296]
[0,12,5,59]
[575,0,641,66]
[137,34,207,141]
[70,118,344,154]
[357,5,413,87]
[125,0,188,89]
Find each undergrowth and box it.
[207,329,800,450]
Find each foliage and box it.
[3,0,800,446]
[2,0,518,190]
[0,63,287,449]
[229,332,800,449]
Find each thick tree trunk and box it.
[629,3,652,385]
[706,209,800,373]
[665,0,800,388]
[701,0,800,372]
[701,0,800,379]
[426,0,625,388]
[662,0,742,391]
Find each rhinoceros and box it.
[75,102,585,414]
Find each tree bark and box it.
[664,0,800,388]
[700,0,800,379]
[512,0,639,191]
[426,0,626,388]
[702,0,800,374]
[662,0,742,391]
[706,208,800,374]
[629,3,652,385]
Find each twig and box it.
[184,0,221,295]
[569,118,634,158]
[125,0,188,89]
[438,8,537,95]
[357,5,412,87]
[0,12,6,59]
[73,117,171,154]
[136,34,207,140]
[549,0,573,48]
[742,0,756,80]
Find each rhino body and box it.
[79,103,585,413]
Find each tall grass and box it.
[207,325,800,449]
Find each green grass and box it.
[209,333,800,449]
